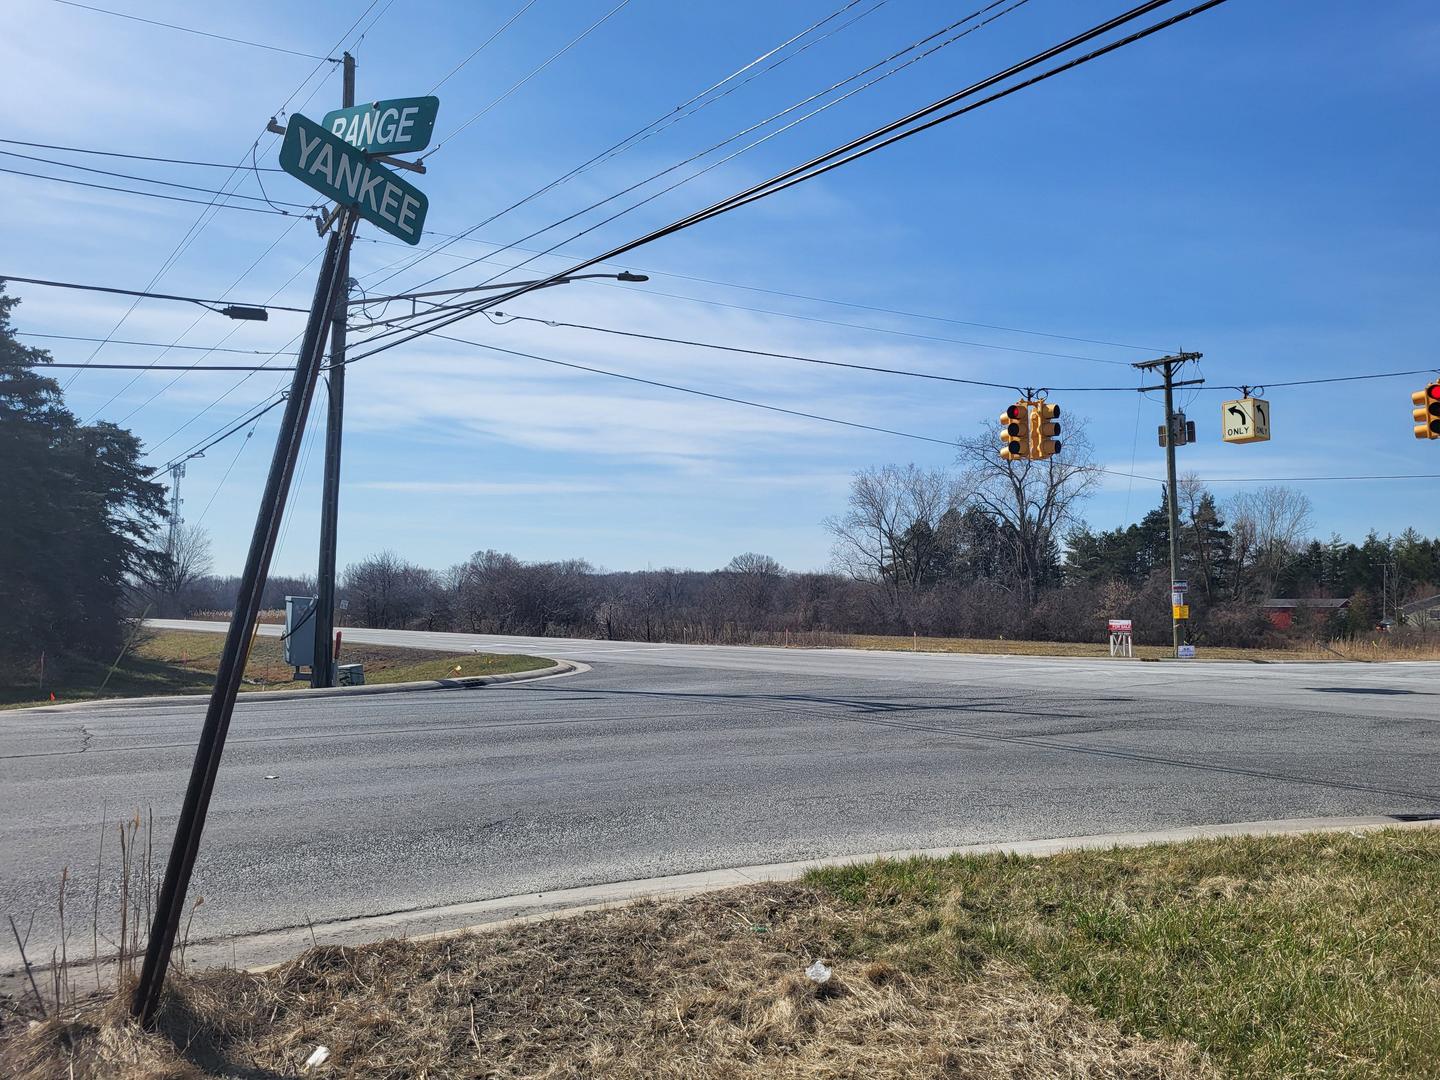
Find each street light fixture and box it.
[217,304,270,321]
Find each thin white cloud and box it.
[353,479,619,496]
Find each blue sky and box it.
[4,0,1437,576]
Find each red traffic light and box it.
[1005,404,1026,420]
[1429,384,1440,401]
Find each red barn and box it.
[1262,597,1350,630]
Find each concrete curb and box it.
[174,813,1438,974]
[16,660,578,714]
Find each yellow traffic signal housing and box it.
[999,403,1029,461]
[1413,384,1440,440]
[1030,400,1061,459]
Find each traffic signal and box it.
[1413,383,1440,440]
[1030,400,1061,459]
[999,403,1029,461]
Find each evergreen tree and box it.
[1182,491,1230,599]
[0,284,168,665]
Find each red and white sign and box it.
[1108,619,1133,633]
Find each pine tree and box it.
[0,284,168,665]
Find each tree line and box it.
[165,457,1439,649]
[7,274,1437,675]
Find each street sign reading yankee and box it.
[279,112,428,244]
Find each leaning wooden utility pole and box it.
[131,214,355,1024]
[133,74,434,1023]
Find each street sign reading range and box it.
[279,112,428,244]
[322,95,439,156]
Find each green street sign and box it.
[322,95,439,156]
[279,113,428,245]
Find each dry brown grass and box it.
[806,631,1440,663]
[3,886,1210,1079]
[136,630,550,691]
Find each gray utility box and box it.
[337,663,365,686]
[283,595,318,670]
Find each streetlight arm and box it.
[347,271,646,307]
[348,279,571,305]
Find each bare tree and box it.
[1226,485,1313,600]
[955,418,1099,602]
[722,552,786,619]
[824,464,958,594]
[342,551,444,629]
[725,552,784,577]
[151,523,213,615]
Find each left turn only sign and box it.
[279,113,428,245]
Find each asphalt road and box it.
[3,621,1437,970]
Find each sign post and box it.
[1108,618,1133,658]
[135,87,438,1025]
[133,216,356,1026]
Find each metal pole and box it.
[132,215,356,1026]
[165,463,184,555]
[313,51,354,690]
[1162,360,1182,658]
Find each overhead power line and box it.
[417,310,1440,399]
[604,265,1160,352]
[0,274,309,313]
[18,332,287,354]
[63,0,389,395]
[1200,474,1440,483]
[480,310,1026,389]
[148,392,291,476]
[1047,367,1440,393]
[356,329,958,446]
[375,0,888,289]
[355,230,1160,354]
[428,0,544,93]
[49,0,331,59]
[0,149,314,207]
[422,0,634,160]
[0,138,286,172]
[344,328,1178,485]
[0,165,311,216]
[394,0,1029,301]
[108,244,328,427]
[348,0,1230,364]
[522,283,1132,366]
[36,362,285,371]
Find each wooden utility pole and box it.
[132,213,357,1027]
[312,51,355,689]
[1134,352,1204,658]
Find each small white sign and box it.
[1108,619,1133,632]
[1177,644,1196,659]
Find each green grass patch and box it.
[806,828,1440,1078]
[0,629,552,708]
